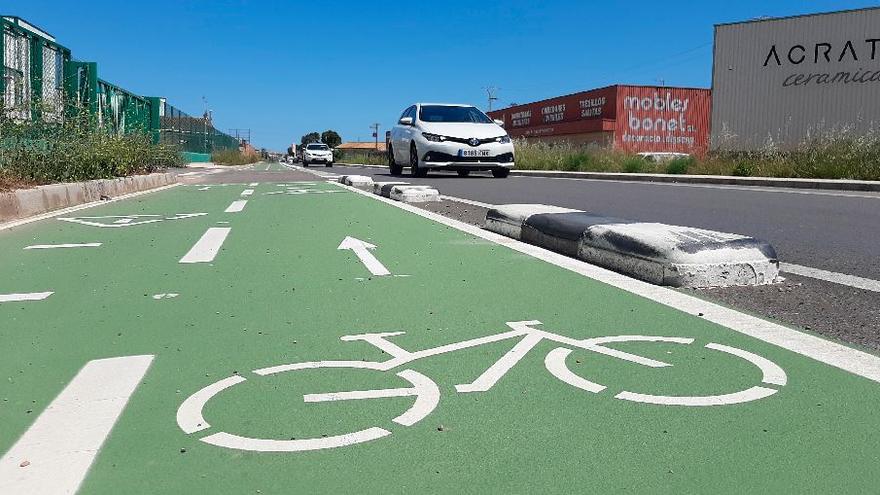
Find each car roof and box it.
[416,103,474,108]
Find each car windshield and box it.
[419,105,493,124]
[307,144,329,150]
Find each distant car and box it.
[637,152,691,162]
[388,103,514,178]
[302,143,333,167]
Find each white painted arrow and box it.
[338,236,391,276]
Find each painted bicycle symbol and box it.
[177,320,787,453]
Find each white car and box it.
[302,143,333,167]
[388,103,514,178]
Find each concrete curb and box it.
[510,170,880,192]
[0,172,177,223]
[486,204,779,288]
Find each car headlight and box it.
[422,132,446,142]
[496,135,511,144]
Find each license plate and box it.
[459,149,491,158]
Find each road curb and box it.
[486,204,779,288]
[510,170,880,192]
[0,172,177,223]
[373,181,409,197]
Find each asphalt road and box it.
[333,165,880,280]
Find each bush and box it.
[0,105,182,190]
[622,156,645,173]
[212,148,260,165]
[664,157,693,174]
[731,162,754,177]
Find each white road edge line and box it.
[331,179,880,384]
[440,195,497,209]
[0,292,53,303]
[0,355,154,495]
[179,227,231,264]
[224,200,248,213]
[780,262,880,293]
[527,175,880,199]
[0,184,181,232]
[24,243,102,250]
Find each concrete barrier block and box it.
[373,182,409,197]
[389,185,440,203]
[485,204,779,288]
[340,175,374,188]
[484,204,583,240]
[578,222,779,287]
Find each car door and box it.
[393,106,415,163]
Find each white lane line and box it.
[0,184,180,232]
[0,292,53,303]
[780,263,880,293]
[24,243,102,250]
[0,355,154,495]
[240,189,254,197]
[197,186,211,191]
[248,182,259,187]
[179,228,231,264]
[333,181,880,385]
[441,195,497,209]
[224,200,248,213]
[529,176,880,200]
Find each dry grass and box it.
[514,127,880,181]
[211,148,261,165]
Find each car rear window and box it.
[307,144,329,150]
[419,106,493,124]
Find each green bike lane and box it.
[1,180,879,493]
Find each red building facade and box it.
[488,85,711,155]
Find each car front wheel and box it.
[410,143,426,178]
[388,145,403,175]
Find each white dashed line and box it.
[249,182,259,187]
[24,243,102,250]
[0,355,154,495]
[224,200,248,213]
[240,189,254,197]
[0,292,54,303]
[179,228,231,264]
[780,263,880,293]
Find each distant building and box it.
[488,85,712,155]
[336,141,387,153]
[711,7,880,150]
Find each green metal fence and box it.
[156,100,241,154]
[1,15,241,154]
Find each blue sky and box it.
[12,1,879,150]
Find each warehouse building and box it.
[711,7,880,150]
[487,85,712,155]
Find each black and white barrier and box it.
[373,182,410,197]
[338,175,374,188]
[485,204,779,288]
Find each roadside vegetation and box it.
[334,149,387,166]
[211,148,261,165]
[0,104,182,191]
[514,128,880,181]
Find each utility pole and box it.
[485,86,499,112]
[202,96,209,154]
[370,123,381,150]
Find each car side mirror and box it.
[399,117,413,126]
[494,119,505,127]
